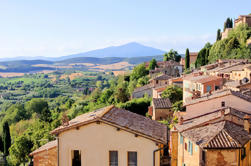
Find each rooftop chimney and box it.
[244,114,250,133]
[179,116,184,125]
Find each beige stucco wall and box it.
[177,134,201,166]
[58,122,161,166]
[206,149,238,166]
[230,68,251,81]
[153,108,172,121]
[186,94,251,116]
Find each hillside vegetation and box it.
[209,24,251,62]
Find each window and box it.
[221,101,225,107]
[215,86,220,90]
[185,143,187,151]
[189,142,193,155]
[202,150,206,162]
[241,148,246,160]
[72,150,81,166]
[128,152,137,166]
[109,151,118,166]
[206,85,211,92]
[182,163,186,166]
[180,135,183,144]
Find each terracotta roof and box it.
[153,98,172,109]
[152,74,172,81]
[30,140,57,156]
[195,76,222,84]
[181,121,251,149]
[176,107,251,132]
[51,106,168,144]
[185,89,251,106]
[133,84,154,93]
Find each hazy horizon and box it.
[0,0,250,58]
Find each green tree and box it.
[163,49,181,62]
[9,135,33,165]
[185,48,190,69]
[25,98,51,122]
[172,100,184,112]
[0,135,3,152]
[130,63,148,81]
[224,17,233,31]
[148,58,158,70]
[3,121,11,156]
[161,85,182,103]
[216,29,221,41]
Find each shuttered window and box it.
[180,135,183,144]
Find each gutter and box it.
[57,136,59,166]
[153,145,168,166]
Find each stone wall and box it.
[33,147,57,166]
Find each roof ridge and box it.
[202,121,226,147]
[99,105,115,118]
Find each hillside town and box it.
[23,14,251,166]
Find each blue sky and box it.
[0,0,250,58]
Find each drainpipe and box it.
[153,145,168,166]
[57,136,59,166]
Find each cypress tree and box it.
[185,48,190,69]
[3,121,11,156]
[0,135,3,152]
[216,29,221,41]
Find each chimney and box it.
[244,114,250,133]
[179,116,184,125]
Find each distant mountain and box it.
[58,42,165,60]
[0,42,166,62]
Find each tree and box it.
[172,100,185,112]
[224,17,233,31]
[0,135,3,152]
[25,98,51,122]
[9,135,33,165]
[185,48,190,69]
[130,63,148,81]
[163,49,180,62]
[3,121,11,156]
[216,29,221,41]
[161,85,183,103]
[148,58,158,70]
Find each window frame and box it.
[109,151,118,166]
[128,151,137,166]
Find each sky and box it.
[0,0,250,58]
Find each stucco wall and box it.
[177,134,201,166]
[58,122,161,166]
[33,147,57,166]
[153,108,172,121]
[132,88,153,98]
[186,94,251,116]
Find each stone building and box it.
[30,140,57,166]
[184,89,251,120]
[183,74,223,104]
[148,98,172,120]
[171,106,251,166]
[235,15,251,27]
[148,60,183,78]
[32,106,169,166]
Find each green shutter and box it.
[190,143,193,155]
